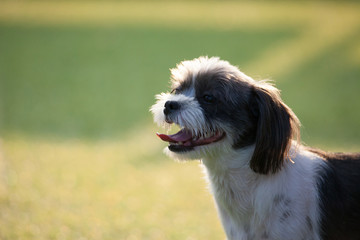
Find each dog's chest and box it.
[202,158,320,240]
[209,174,266,239]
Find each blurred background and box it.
[0,1,359,239]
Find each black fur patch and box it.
[169,57,300,175]
[311,149,360,240]
[193,71,257,147]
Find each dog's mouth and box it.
[156,128,225,152]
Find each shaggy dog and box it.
[150,56,360,240]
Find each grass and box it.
[0,24,297,139]
[0,135,224,240]
[278,29,360,149]
[0,1,359,239]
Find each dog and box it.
[150,56,360,240]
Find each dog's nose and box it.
[164,101,180,115]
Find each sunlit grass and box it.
[0,128,224,240]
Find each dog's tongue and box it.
[156,129,193,143]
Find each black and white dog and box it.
[150,56,360,240]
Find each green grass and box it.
[278,29,360,149]
[0,1,360,240]
[0,137,224,240]
[0,24,297,139]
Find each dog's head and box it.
[150,56,300,174]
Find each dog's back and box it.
[310,149,360,240]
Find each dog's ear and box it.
[250,83,300,174]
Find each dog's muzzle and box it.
[164,100,180,115]
[163,101,180,123]
[156,100,225,152]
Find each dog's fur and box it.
[150,56,360,240]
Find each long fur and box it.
[250,84,300,174]
[150,56,360,240]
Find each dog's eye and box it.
[203,94,216,103]
[171,88,180,94]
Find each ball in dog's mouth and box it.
[156,128,226,152]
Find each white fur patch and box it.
[170,56,253,86]
[150,92,206,136]
[149,93,171,128]
[201,145,324,240]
